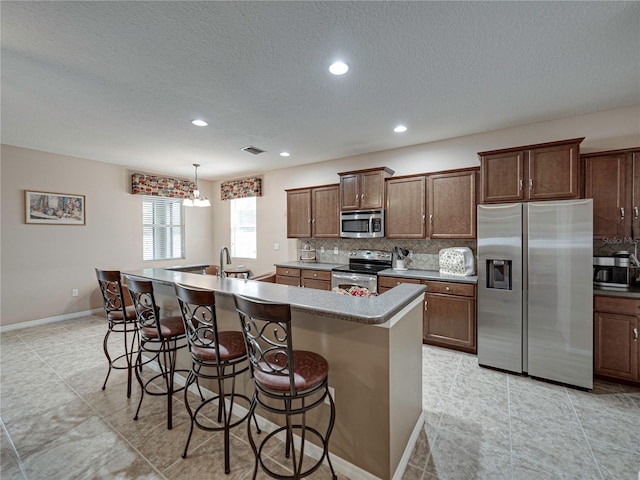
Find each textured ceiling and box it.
[2,1,639,181]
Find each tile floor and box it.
[1,314,639,479]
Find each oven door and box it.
[331,271,378,293]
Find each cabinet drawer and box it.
[425,281,475,297]
[595,295,640,316]
[302,278,331,290]
[276,275,300,287]
[276,267,300,278]
[378,276,422,289]
[301,269,331,281]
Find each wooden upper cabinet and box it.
[428,169,477,239]
[479,151,524,203]
[286,188,311,238]
[339,167,394,210]
[287,184,339,238]
[583,148,640,240]
[385,175,426,239]
[528,142,580,200]
[311,184,339,238]
[479,138,584,203]
[584,152,628,239]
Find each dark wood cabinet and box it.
[583,148,640,240]
[378,276,477,353]
[286,184,339,238]
[424,281,476,353]
[428,169,477,239]
[286,188,311,238]
[301,269,331,290]
[479,138,583,204]
[593,295,639,384]
[311,184,340,238]
[275,267,301,287]
[339,167,393,210]
[385,175,426,239]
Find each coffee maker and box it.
[593,252,633,288]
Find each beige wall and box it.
[2,105,639,328]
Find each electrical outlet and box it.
[72,289,79,297]
[320,246,325,253]
[408,250,413,259]
[325,386,335,405]
[274,243,280,250]
[333,247,339,255]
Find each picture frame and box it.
[25,190,86,225]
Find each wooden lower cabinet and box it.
[301,269,331,291]
[594,295,639,384]
[379,276,477,353]
[275,267,300,287]
[276,267,332,291]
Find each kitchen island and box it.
[122,267,426,480]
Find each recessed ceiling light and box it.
[329,61,349,75]
[280,152,290,157]
[394,125,408,133]
[191,119,208,127]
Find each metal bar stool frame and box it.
[95,268,140,398]
[125,276,189,430]
[233,294,337,480]
[174,283,259,473]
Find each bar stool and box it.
[174,283,258,473]
[125,276,188,430]
[95,268,139,398]
[233,294,337,480]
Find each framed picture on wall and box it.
[25,190,86,225]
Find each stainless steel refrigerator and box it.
[477,199,593,389]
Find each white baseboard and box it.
[392,412,425,480]
[0,308,103,333]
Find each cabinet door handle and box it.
[424,300,428,310]
[422,214,426,224]
[445,286,450,291]
[621,207,625,219]
[312,218,315,225]
[519,179,523,190]
[429,214,433,225]
[634,327,638,341]
[529,178,533,190]
[361,194,364,203]
[634,207,638,220]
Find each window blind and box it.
[142,196,184,261]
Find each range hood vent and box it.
[241,145,266,155]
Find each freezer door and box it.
[477,203,524,373]
[527,199,593,389]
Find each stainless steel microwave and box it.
[340,210,384,238]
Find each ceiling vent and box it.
[241,145,266,155]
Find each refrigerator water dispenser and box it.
[486,259,512,290]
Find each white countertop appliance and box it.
[477,199,593,390]
[331,249,392,293]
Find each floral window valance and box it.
[220,177,262,200]
[131,173,195,198]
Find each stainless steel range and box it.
[331,249,392,293]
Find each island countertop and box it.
[123,267,426,325]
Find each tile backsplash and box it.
[298,238,477,270]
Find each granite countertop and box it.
[274,261,343,271]
[594,285,640,299]
[378,268,478,284]
[123,267,425,325]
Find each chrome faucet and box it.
[219,246,231,277]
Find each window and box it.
[230,196,256,259]
[142,196,185,261]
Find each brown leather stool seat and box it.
[95,268,140,398]
[174,283,258,474]
[125,276,189,430]
[233,294,337,480]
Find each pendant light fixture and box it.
[183,163,211,207]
